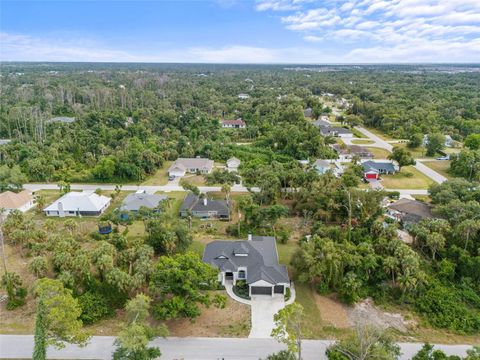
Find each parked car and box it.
[436,156,450,160]
[168,175,176,181]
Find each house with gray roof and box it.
[168,157,214,178]
[387,198,433,227]
[313,159,331,174]
[120,190,167,214]
[312,119,331,128]
[203,235,290,296]
[362,160,398,180]
[319,125,353,138]
[180,193,230,220]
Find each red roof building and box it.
[221,118,246,129]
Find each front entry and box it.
[273,285,284,294]
[250,286,272,295]
[225,272,234,280]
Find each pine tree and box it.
[33,300,47,360]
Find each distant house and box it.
[180,193,230,220]
[202,235,290,296]
[238,93,250,100]
[423,134,455,148]
[46,116,76,124]
[222,119,246,129]
[0,139,11,146]
[387,198,433,227]
[44,191,111,217]
[168,158,214,178]
[226,157,241,172]
[120,190,168,215]
[362,160,397,180]
[313,159,331,174]
[303,108,313,118]
[319,125,353,138]
[0,190,35,214]
[332,144,374,161]
[312,119,331,128]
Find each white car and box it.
[436,156,450,160]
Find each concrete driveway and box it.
[248,295,285,338]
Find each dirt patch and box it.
[165,293,251,337]
[348,298,416,333]
[313,293,352,329]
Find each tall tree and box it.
[33,300,47,360]
[271,303,305,360]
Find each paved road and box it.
[415,161,448,184]
[353,126,394,151]
[0,335,474,360]
[24,183,257,193]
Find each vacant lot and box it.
[141,161,173,185]
[381,166,434,189]
[351,139,374,145]
[365,147,391,159]
[422,160,454,179]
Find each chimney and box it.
[247,234,252,241]
[203,197,208,206]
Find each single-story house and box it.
[387,198,433,227]
[303,108,313,118]
[0,139,12,146]
[168,157,214,177]
[238,93,250,100]
[227,157,241,172]
[180,193,230,220]
[362,160,397,180]
[0,190,35,214]
[319,125,353,138]
[120,190,168,216]
[313,159,331,174]
[312,119,331,128]
[332,144,374,161]
[46,116,76,124]
[423,134,455,148]
[222,119,246,129]
[44,191,111,217]
[202,235,290,296]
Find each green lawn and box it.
[393,143,431,159]
[141,161,173,185]
[363,127,396,141]
[365,147,391,159]
[381,166,434,189]
[422,160,454,179]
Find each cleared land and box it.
[381,166,435,189]
[365,147,392,159]
[422,161,454,180]
[141,161,173,185]
[351,139,374,145]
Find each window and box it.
[238,270,246,279]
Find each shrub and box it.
[78,291,114,324]
[233,280,250,299]
[284,287,291,301]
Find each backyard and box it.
[380,166,435,189]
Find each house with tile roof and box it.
[222,119,246,129]
[203,235,290,296]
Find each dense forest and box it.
[1,63,479,183]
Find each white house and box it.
[0,190,35,214]
[226,157,241,172]
[44,191,111,217]
[423,134,455,148]
[222,119,246,129]
[168,158,214,178]
[238,93,250,100]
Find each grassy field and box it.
[141,161,173,185]
[351,139,374,145]
[362,127,396,141]
[381,166,435,189]
[393,143,432,159]
[365,147,391,159]
[422,160,454,180]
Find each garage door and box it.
[273,285,284,294]
[250,286,272,295]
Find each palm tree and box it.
[455,219,480,251]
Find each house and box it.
[362,160,397,180]
[332,144,374,161]
[387,198,433,227]
[168,158,214,178]
[423,134,455,148]
[222,119,246,129]
[202,235,290,296]
[303,108,313,118]
[46,116,76,124]
[313,159,331,174]
[0,190,35,214]
[238,93,250,100]
[226,157,241,172]
[0,139,11,146]
[44,191,111,217]
[319,125,353,138]
[120,190,168,215]
[180,193,230,220]
[312,119,331,128]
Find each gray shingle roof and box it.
[120,193,168,212]
[362,160,396,173]
[180,193,230,217]
[203,236,289,285]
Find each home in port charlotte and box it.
[202,235,290,296]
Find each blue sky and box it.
[1,0,479,63]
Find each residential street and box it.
[353,126,394,151]
[414,161,448,184]
[0,335,474,360]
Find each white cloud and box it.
[303,35,323,42]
